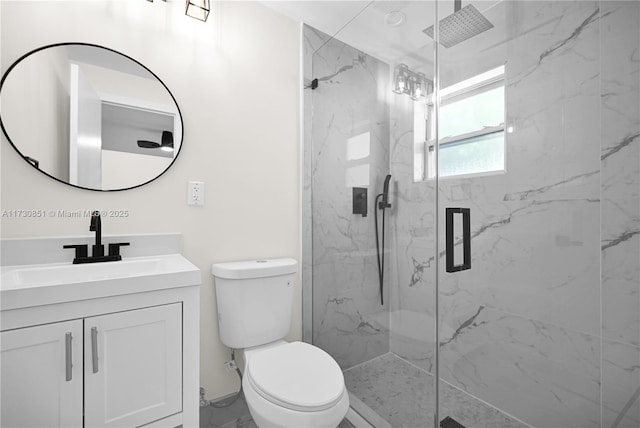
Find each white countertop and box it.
[1,253,201,311]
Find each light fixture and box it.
[160,130,174,151]
[384,11,406,27]
[410,72,430,100]
[186,0,210,22]
[392,64,410,95]
[137,131,174,151]
[393,64,433,101]
[146,0,209,22]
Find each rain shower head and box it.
[423,1,493,48]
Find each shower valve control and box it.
[353,187,368,217]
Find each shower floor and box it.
[343,353,529,428]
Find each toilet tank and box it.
[212,258,297,349]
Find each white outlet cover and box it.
[188,181,205,206]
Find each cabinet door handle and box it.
[91,327,99,373]
[65,332,73,381]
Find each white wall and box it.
[0,0,301,400]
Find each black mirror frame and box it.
[0,42,184,192]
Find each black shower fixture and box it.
[375,174,392,305]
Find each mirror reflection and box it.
[0,43,183,191]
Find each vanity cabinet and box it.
[1,320,84,428]
[1,304,183,428]
[86,303,182,427]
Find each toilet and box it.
[212,258,349,428]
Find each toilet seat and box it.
[245,342,345,412]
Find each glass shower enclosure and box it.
[302,1,639,427]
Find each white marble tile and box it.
[304,3,640,428]
[312,257,389,369]
[306,26,391,368]
[387,309,437,373]
[501,1,602,202]
[388,5,633,427]
[344,353,529,428]
[602,231,640,347]
[602,340,640,428]
[600,1,640,348]
[598,1,639,416]
[439,306,601,428]
[437,194,602,337]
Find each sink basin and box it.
[6,259,162,286]
[1,254,201,311]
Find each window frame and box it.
[422,65,506,180]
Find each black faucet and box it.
[63,211,129,264]
[90,210,104,257]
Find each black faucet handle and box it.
[92,244,104,258]
[108,242,130,258]
[63,244,88,259]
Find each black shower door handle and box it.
[446,208,471,272]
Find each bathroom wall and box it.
[0,0,300,400]
[600,2,640,426]
[303,25,391,369]
[101,150,172,190]
[388,1,639,427]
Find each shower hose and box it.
[374,194,386,306]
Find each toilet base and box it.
[243,373,349,428]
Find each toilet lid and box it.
[246,342,345,412]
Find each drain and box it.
[441,416,466,428]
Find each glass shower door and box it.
[436,1,640,427]
[303,1,441,426]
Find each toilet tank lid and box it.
[212,258,297,279]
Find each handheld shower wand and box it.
[379,175,392,209]
[375,174,392,305]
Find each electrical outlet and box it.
[188,181,205,206]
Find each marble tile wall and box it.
[304,1,638,426]
[303,25,391,369]
[387,89,438,369]
[600,2,640,427]
[388,2,639,427]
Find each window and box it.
[415,66,505,180]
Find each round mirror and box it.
[0,43,183,191]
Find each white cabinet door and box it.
[84,304,182,427]
[1,320,83,428]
